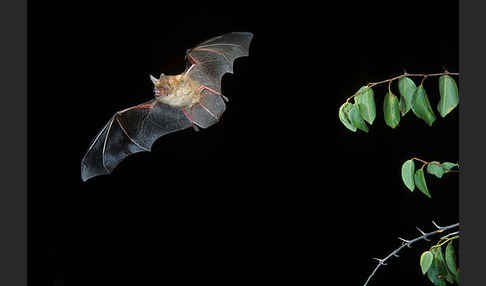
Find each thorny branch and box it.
[345,71,460,103]
[363,221,459,286]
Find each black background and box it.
[28,1,458,285]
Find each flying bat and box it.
[81,32,253,181]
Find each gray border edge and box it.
[460,1,485,286]
[0,0,27,285]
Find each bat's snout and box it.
[153,86,169,98]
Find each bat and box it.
[81,32,253,182]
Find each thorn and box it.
[416,227,429,240]
[416,227,426,235]
[432,221,442,229]
[398,237,409,243]
[393,253,399,258]
[372,258,387,266]
[398,237,411,247]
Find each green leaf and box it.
[433,247,455,284]
[349,104,369,133]
[339,102,357,132]
[441,162,458,171]
[398,76,417,115]
[445,241,459,282]
[412,84,436,126]
[438,75,459,118]
[427,254,447,286]
[420,251,434,274]
[427,162,446,178]
[414,168,431,198]
[355,86,376,125]
[401,159,415,191]
[383,92,401,128]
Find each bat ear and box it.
[149,74,158,85]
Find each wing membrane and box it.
[186,32,253,93]
[81,101,192,181]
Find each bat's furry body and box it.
[154,74,201,108]
[81,32,253,181]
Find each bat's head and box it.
[150,74,170,97]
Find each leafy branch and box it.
[339,70,459,132]
[345,71,459,103]
[364,222,459,286]
[421,233,460,286]
[401,158,459,198]
[339,70,460,286]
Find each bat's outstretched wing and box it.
[81,100,192,181]
[184,32,253,128]
[185,32,253,93]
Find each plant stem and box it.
[345,71,459,103]
[410,158,460,173]
[431,235,459,250]
[411,157,429,165]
